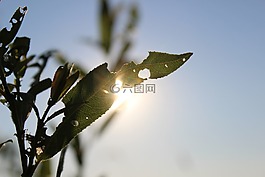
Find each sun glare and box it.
[111,79,134,110]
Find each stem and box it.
[22,160,40,177]
[42,104,52,121]
[26,103,52,177]
[16,129,28,175]
[1,65,29,176]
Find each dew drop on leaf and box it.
[164,64,168,68]
[183,58,186,62]
[71,120,79,127]
[85,117,89,120]
[103,89,109,94]
[133,69,136,72]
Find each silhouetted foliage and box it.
[0,2,192,177]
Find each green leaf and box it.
[39,63,116,160]
[140,51,193,79]
[39,51,192,161]
[117,52,193,86]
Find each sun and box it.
[111,79,134,110]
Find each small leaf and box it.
[49,63,79,106]
[16,93,35,123]
[28,78,52,96]
[13,55,34,78]
[100,0,111,53]
[30,50,56,86]
[126,4,138,32]
[60,71,79,100]
[99,0,119,53]
[0,139,13,150]
[10,37,30,56]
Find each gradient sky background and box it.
[1,0,265,177]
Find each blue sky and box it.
[1,0,265,177]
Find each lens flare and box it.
[111,79,134,110]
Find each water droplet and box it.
[0,43,2,47]
[164,64,168,68]
[182,58,186,62]
[133,69,136,72]
[71,120,79,127]
[85,117,89,120]
[103,89,109,94]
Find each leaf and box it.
[28,78,52,96]
[100,0,113,53]
[15,93,35,123]
[39,51,192,161]
[0,139,13,150]
[10,37,30,56]
[13,54,34,78]
[126,4,138,32]
[141,51,192,79]
[99,0,120,53]
[39,63,116,161]
[30,50,56,86]
[0,7,27,48]
[49,63,79,106]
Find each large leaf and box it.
[39,63,116,161]
[39,51,193,161]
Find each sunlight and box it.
[111,79,134,110]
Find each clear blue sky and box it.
[1,0,265,177]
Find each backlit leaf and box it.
[39,63,116,160]
[39,51,192,161]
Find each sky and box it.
[1,0,265,177]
